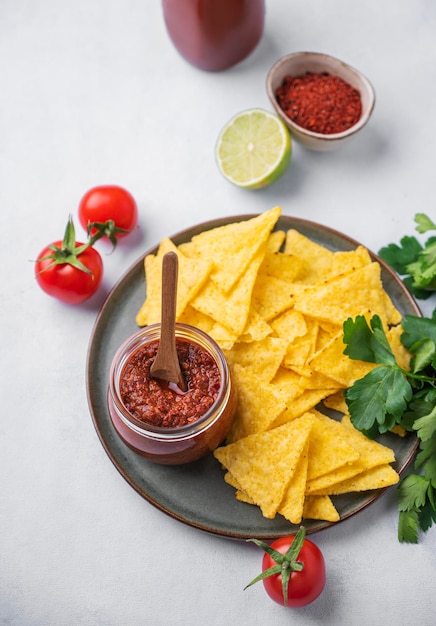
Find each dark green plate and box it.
[86,215,420,540]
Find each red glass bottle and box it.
[162,0,265,71]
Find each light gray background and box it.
[1,1,435,625]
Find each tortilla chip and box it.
[310,464,400,495]
[271,389,338,428]
[259,251,304,282]
[267,230,286,252]
[293,263,391,326]
[305,413,361,481]
[270,309,307,343]
[284,229,335,284]
[387,324,411,370]
[303,495,340,522]
[214,414,314,519]
[238,310,272,343]
[282,320,319,369]
[308,330,375,387]
[278,442,309,524]
[328,246,372,279]
[306,412,395,493]
[225,364,288,442]
[223,336,289,383]
[322,390,348,414]
[136,238,212,326]
[250,274,296,321]
[190,244,266,335]
[187,206,281,292]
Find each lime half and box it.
[215,108,292,189]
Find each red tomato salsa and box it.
[119,339,221,428]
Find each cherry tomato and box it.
[35,217,103,304]
[246,528,326,608]
[78,185,138,238]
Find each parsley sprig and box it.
[343,313,436,543]
[378,213,436,298]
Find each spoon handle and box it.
[150,252,187,390]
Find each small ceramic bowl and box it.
[266,51,375,151]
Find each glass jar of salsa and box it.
[162,0,265,71]
[108,323,237,464]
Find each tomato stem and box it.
[245,527,307,606]
[35,214,120,277]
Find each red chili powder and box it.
[276,72,362,135]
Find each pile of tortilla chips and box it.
[136,207,408,526]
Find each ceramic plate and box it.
[86,215,420,540]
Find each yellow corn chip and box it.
[310,464,400,495]
[190,244,266,335]
[259,251,304,282]
[213,414,314,519]
[225,364,288,443]
[387,324,411,369]
[284,229,335,284]
[270,308,307,343]
[250,274,297,321]
[278,441,309,524]
[188,206,281,292]
[267,230,286,252]
[238,310,272,343]
[306,412,395,493]
[322,390,348,414]
[305,413,360,481]
[293,263,390,326]
[271,389,338,428]
[223,336,289,383]
[283,320,319,369]
[308,330,375,387]
[303,495,340,522]
[136,238,212,326]
[328,246,372,279]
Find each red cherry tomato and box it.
[261,535,326,607]
[35,217,103,304]
[78,185,138,238]
[246,529,326,608]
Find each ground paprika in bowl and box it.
[266,51,375,151]
[107,323,237,464]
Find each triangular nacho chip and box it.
[293,263,391,325]
[188,206,281,292]
[278,441,309,524]
[225,364,288,443]
[214,414,314,518]
[135,238,212,326]
[303,495,340,522]
[306,413,360,481]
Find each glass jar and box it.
[108,323,237,464]
[162,0,265,71]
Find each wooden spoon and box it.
[150,251,187,391]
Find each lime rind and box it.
[215,108,292,189]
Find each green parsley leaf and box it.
[378,236,423,274]
[418,498,436,532]
[409,338,436,373]
[398,474,429,511]
[378,214,436,297]
[398,509,420,543]
[414,213,436,233]
[343,315,396,365]
[413,407,436,442]
[345,366,412,433]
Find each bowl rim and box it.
[266,51,376,141]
